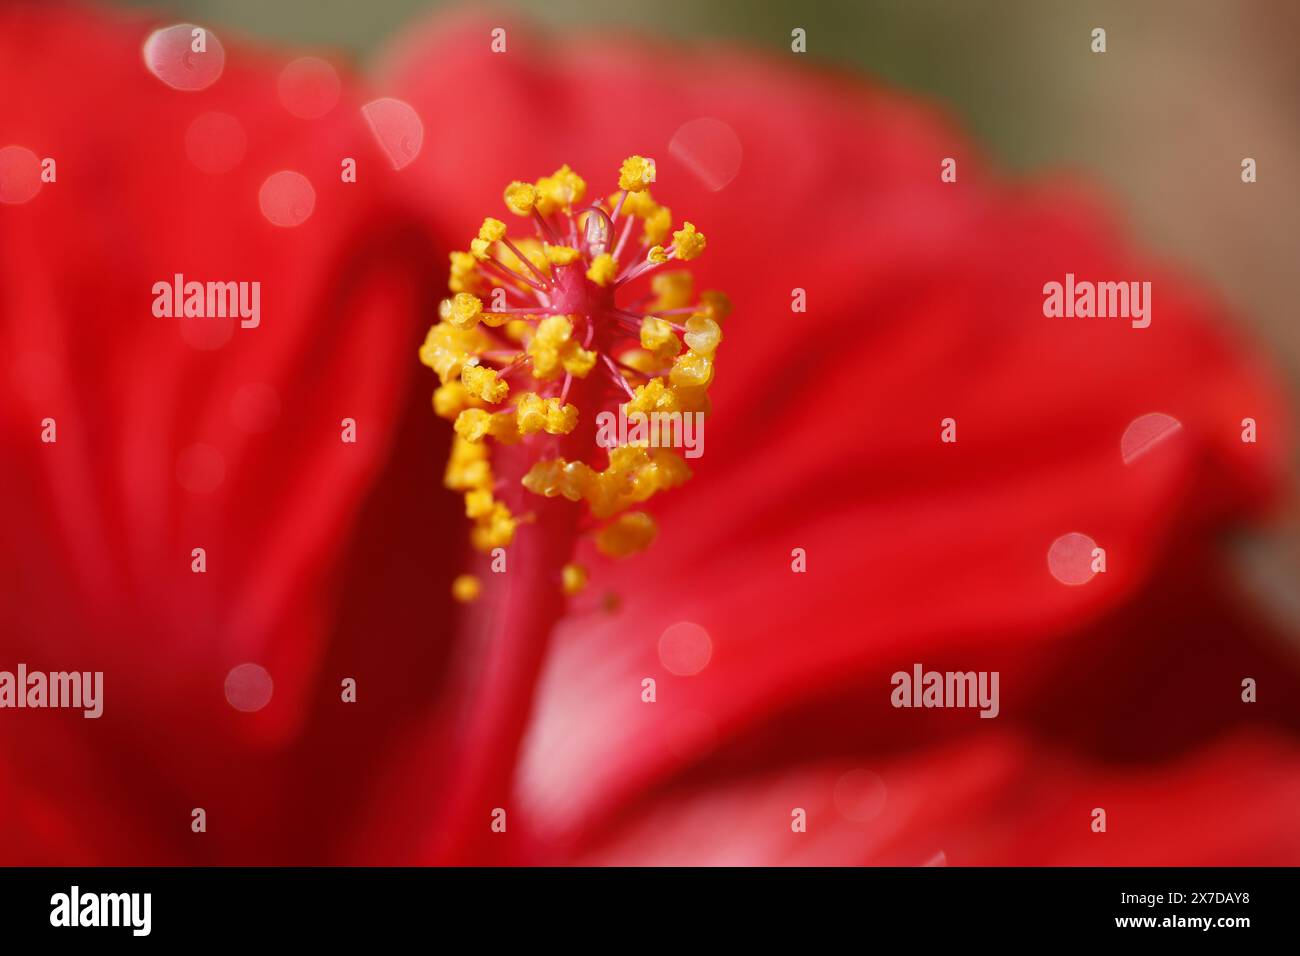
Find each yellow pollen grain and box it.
[461,364,509,403]
[596,512,658,558]
[699,289,732,321]
[433,380,475,419]
[684,315,722,356]
[451,574,481,602]
[670,349,714,389]
[545,245,581,266]
[671,222,706,260]
[562,562,589,596]
[444,292,483,330]
[465,488,494,519]
[478,217,507,242]
[644,206,673,246]
[503,181,538,216]
[535,164,587,215]
[586,253,617,287]
[618,155,656,192]
[640,316,681,362]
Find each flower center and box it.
[418,156,732,598]
[549,263,612,332]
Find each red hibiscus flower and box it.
[2,2,1297,867]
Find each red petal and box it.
[380,14,1292,862]
[0,4,437,862]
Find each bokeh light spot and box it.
[0,145,43,204]
[278,57,341,119]
[658,621,712,676]
[669,117,743,191]
[361,97,424,170]
[143,24,225,92]
[259,170,316,227]
[1047,532,1098,586]
[224,663,273,713]
[1121,412,1183,465]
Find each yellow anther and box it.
[670,349,714,389]
[672,384,711,415]
[586,253,617,287]
[545,244,581,267]
[618,155,656,192]
[699,289,732,321]
[683,315,722,357]
[596,511,658,558]
[511,392,576,436]
[639,316,681,362]
[617,347,659,375]
[644,205,673,246]
[504,181,538,216]
[449,251,484,294]
[488,410,522,444]
[562,562,588,596]
[469,237,492,260]
[465,488,494,519]
[522,457,596,502]
[433,380,475,419]
[648,246,670,264]
[478,217,507,242]
[535,315,573,347]
[444,436,492,491]
[442,292,484,330]
[527,315,571,379]
[504,319,532,343]
[624,377,672,416]
[459,407,519,445]
[606,445,648,475]
[461,363,509,403]
[419,322,488,384]
[545,399,579,434]
[624,377,686,416]
[561,344,597,377]
[451,574,482,602]
[527,447,689,519]
[671,222,706,260]
[454,408,493,443]
[526,315,596,379]
[535,164,586,215]
[617,189,659,218]
[528,344,561,379]
[514,391,547,434]
[652,271,694,311]
[470,501,518,551]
